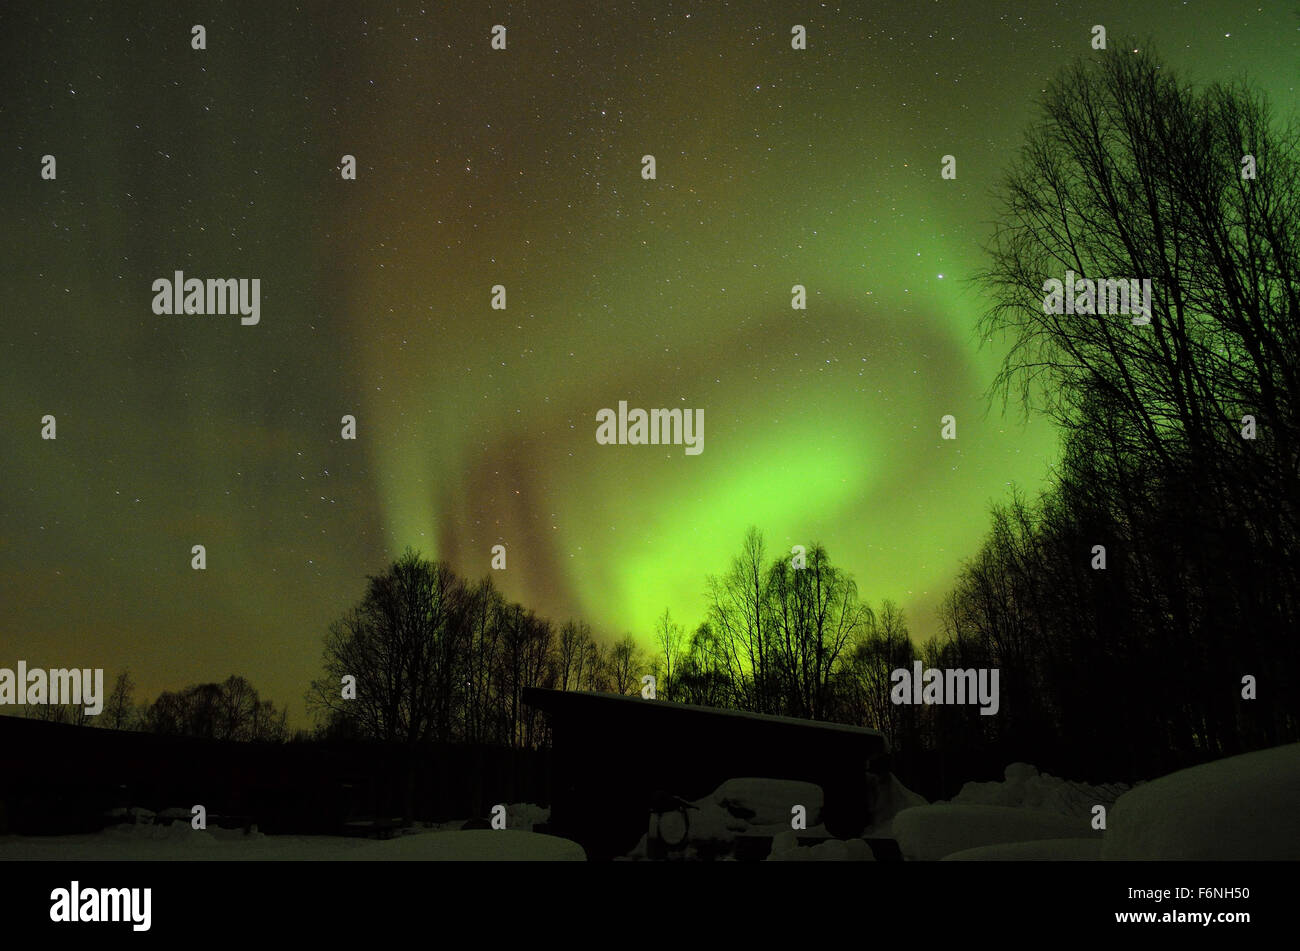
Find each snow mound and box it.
[942,838,1103,861]
[891,804,1089,861]
[620,777,835,859]
[503,802,550,832]
[767,834,876,862]
[947,763,1127,820]
[347,829,585,861]
[708,778,824,828]
[657,778,828,857]
[0,827,580,861]
[679,800,747,847]
[104,822,219,846]
[1102,742,1300,860]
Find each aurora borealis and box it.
[3,1,1295,724]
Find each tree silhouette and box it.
[965,41,1300,776]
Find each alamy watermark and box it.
[50,882,151,931]
[890,662,1000,715]
[595,401,704,455]
[0,662,104,715]
[152,271,260,325]
[1042,270,1151,325]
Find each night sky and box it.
[3,1,1295,724]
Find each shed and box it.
[522,687,891,859]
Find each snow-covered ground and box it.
[1100,742,1300,860]
[942,838,1103,861]
[768,831,876,862]
[892,804,1093,861]
[880,762,1123,861]
[0,803,584,861]
[889,742,1300,861]
[4,744,1295,861]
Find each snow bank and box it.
[502,802,550,832]
[620,777,831,859]
[1101,742,1300,860]
[5,790,578,860]
[709,778,824,828]
[0,825,360,861]
[941,838,1103,861]
[766,831,875,862]
[682,777,825,851]
[0,823,584,861]
[671,778,826,856]
[346,829,584,861]
[878,762,1121,859]
[947,763,1127,820]
[891,804,1088,861]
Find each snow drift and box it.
[1101,742,1300,860]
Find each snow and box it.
[500,802,550,832]
[0,823,351,861]
[0,802,582,861]
[767,832,876,862]
[945,762,1127,818]
[889,804,1090,861]
[14,744,1293,861]
[156,806,205,824]
[1101,742,1300,860]
[0,826,585,861]
[707,777,824,828]
[885,744,1300,860]
[875,762,1122,860]
[345,829,584,861]
[941,838,1103,861]
[677,777,830,856]
[618,775,909,860]
[620,777,832,859]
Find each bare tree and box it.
[841,601,915,750]
[965,41,1300,772]
[308,548,468,746]
[144,677,287,742]
[608,635,642,696]
[768,544,871,720]
[707,527,777,713]
[557,619,592,692]
[103,669,136,730]
[654,608,684,701]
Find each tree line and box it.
[305,548,657,748]
[302,530,941,759]
[17,670,290,743]
[936,43,1300,781]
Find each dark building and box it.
[523,687,891,860]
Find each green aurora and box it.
[2,1,1294,722]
